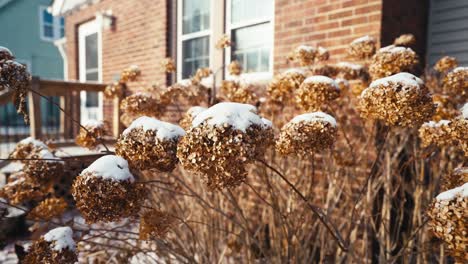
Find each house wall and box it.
[274,0,383,71]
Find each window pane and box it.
[182,0,210,34]
[182,36,209,79]
[44,25,54,38]
[85,33,98,69]
[60,27,65,38]
[86,92,99,107]
[43,9,53,24]
[231,0,273,24]
[86,72,99,81]
[60,17,65,26]
[231,23,271,72]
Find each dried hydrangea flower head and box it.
[358,72,435,127]
[139,209,174,240]
[276,112,337,156]
[116,116,185,172]
[347,35,376,60]
[0,46,14,61]
[0,59,31,123]
[369,45,419,80]
[28,197,68,221]
[23,226,77,264]
[72,155,146,223]
[443,67,468,98]
[432,93,459,121]
[288,45,329,66]
[427,183,467,262]
[177,102,273,190]
[9,137,48,160]
[216,34,231,49]
[268,68,306,105]
[179,106,207,130]
[418,120,453,148]
[441,167,468,192]
[120,65,141,83]
[451,104,468,156]
[192,67,212,85]
[23,149,64,185]
[335,78,350,91]
[0,171,50,205]
[75,120,106,150]
[434,56,458,73]
[316,46,330,61]
[162,78,210,105]
[295,75,340,111]
[120,92,167,127]
[393,34,416,47]
[220,79,258,104]
[335,62,370,81]
[228,60,242,76]
[161,57,176,73]
[104,81,124,98]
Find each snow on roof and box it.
[50,0,93,16]
[378,45,413,54]
[336,62,364,70]
[436,183,468,202]
[460,103,468,119]
[81,155,134,182]
[290,112,337,127]
[187,106,207,118]
[422,120,451,128]
[369,72,423,89]
[123,116,185,140]
[303,75,339,88]
[43,226,76,252]
[351,35,375,44]
[18,137,48,149]
[192,102,272,131]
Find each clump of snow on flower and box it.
[18,137,48,149]
[423,120,451,128]
[192,102,272,132]
[351,35,374,44]
[460,103,468,119]
[82,120,104,128]
[452,66,468,73]
[290,112,337,127]
[123,116,185,140]
[336,62,364,70]
[81,155,134,182]
[187,106,207,118]
[43,226,76,252]
[226,72,273,86]
[369,72,423,90]
[296,45,315,52]
[283,68,307,75]
[303,75,339,88]
[436,183,468,202]
[378,45,413,54]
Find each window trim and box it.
[39,6,64,41]
[176,0,214,81]
[224,0,275,79]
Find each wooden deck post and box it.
[28,77,42,139]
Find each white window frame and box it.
[225,0,274,79]
[176,0,214,81]
[39,6,64,41]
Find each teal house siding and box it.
[0,0,63,133]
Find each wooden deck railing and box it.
[0,77,120,158]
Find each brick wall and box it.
[274,0,383,71]
[64,0,168,129]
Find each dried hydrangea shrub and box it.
[23,149,64,184]
[23,226,77,264]
[116,116,185,172]
[220,80,258,104]
[441,167,468,192]
[0,59,31,123]
[434,56,458,73]
[268,69,306,105]
[451,117,468,156]
[28,197,68,221]
[0,46,14,61]
[179,106,207,130]
[192,67,212,85]
[228,60,242,76]
[358,72,435,127]
[120,65,141,83]
[75,120,106,149]
[288,45,328,66]
[276,112,337,156]
[427,183,467,263]
[295,75,340,111]
[104,81,124,98]
[177,103,273,190]
[369,45,419,80]
[443,67,468,98]
[432,94,459,121]
[72,155,146,223]
[335,62,370,81]
[9,137,49,160]
[418,120,454,148]
[347,35,376,60]
[393,34,416,47]
[0,172,49,205]
[216,34,231,49]
[163,79,210,105]
[139,209,174,240]
[160,57,176,73]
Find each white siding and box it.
[427,0,468,66]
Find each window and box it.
[228,0,273,73]
[178,0,211,80]
[40,6,65,41]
